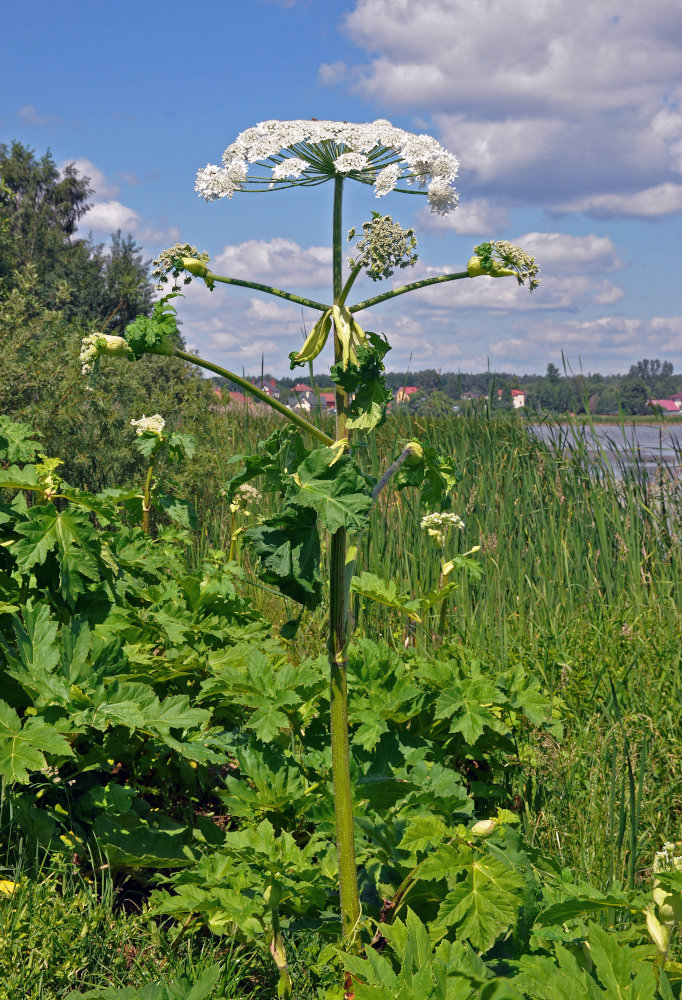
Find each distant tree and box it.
[76,231,154,332]
[628,359,673,391]
[595,386,620,414]
[546,362,561,383]
[0,142,153,331]
[620,375,649,415]
[0,141,92,301]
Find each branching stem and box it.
[350,271,469,313]
[173,349,333,446]
[206,272,330,313]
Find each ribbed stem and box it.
[173,349,333,446]
[207,272,330,313]
[350,270,470,313]
[141,462,154,534]
[329,175,360,943]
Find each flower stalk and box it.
[350,270,470,314]
[329,175,361,944]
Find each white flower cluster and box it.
[152,242,211,289]
[654,843,682,874]
[493,241,540,289]
[131,414,166,437]
[195,119,460,215]
[230,482,261,513]
[348,213,418,282]
[421,511,465,546]
[469,241,540,292]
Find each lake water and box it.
[530,422,682,479]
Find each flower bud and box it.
[646,907,671,953]
[181,257,209,278]
[471,819,496,838]
[404,441,424,466]
[653,885,682,923]
[80,333,133,375]
[467,256,515,279]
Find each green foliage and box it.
[0,699,73,783]
[340,910,524,1000]
[0,414,42,463]
[124,294,182,358]
[289,447,372,533]
[331,332,392,432]
[67,965,221,1000]
[620,375,650,415]
[247,503,322,608]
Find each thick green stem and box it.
[206,272,330,313]
[329,175,361,943]
[141,462,154,534]
[350,271,470,313]
[173,349,333,446]
[337,262,363,309]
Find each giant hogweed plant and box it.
[78,120,540,980]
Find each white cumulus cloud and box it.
[324,0,682,216]
[213,238,331,288]
[81,200,140,233]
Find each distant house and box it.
[252,376,279,398]
[648,398,681,413]
[462,389,484,400]
[318,392,336,411]
[292,382,314,403]
[495,387,525,407]
[395,386,418,403]
[669,390,682,406]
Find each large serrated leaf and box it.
[246,503,321,608]
[435,851,526,951]
[289,447,372,533]
[0,416,42,464]
[0,701,73,784]
[12,504,103,604]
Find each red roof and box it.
[511,388,525,396]
[293,383,313,392]
[649,399,680,412]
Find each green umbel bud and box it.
[80,333,133,375]
[471,820,496,838]
[404,441,425,466]
[467,255,515,279]
[181,257,209,278]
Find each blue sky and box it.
[3,0,682,377]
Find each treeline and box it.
[0,140,216,499]
[241,359,682,416]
